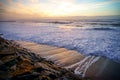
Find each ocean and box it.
[0,16,120,63]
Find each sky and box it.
[0,0,120,19]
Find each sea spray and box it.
[66,56,100,77]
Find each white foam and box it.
[73,56,100,77]
[0,19,120,63]
[65,56,91,69]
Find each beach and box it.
[0,0,120,79]
[1,36,120,80]
[0,17,120,80]
[0,37,83,80]
[16,40,120,80]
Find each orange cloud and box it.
[1,0,119,19]
[0,2,3,6]
[7,0,13,2]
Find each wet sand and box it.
[16,41,120,80]
[16,41,85,67]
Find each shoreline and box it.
[0,37,82,80]
[0,37,120,80]
[16,40,120,80]
[16,40,85,67]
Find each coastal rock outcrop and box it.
[17,39,120,80]
[0,37,83,80]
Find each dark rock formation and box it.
[0,37,85,80]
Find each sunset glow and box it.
[0,0,120,19]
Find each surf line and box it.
[66,56,100,77]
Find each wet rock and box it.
[35,67,45,72]
[38,75,51,80]
[10,65,17,71]
[48,74,58,79]
[0,60,3,65]
[11,72,40,80]
[0,64,8,71]
[0,37,82,80]
[11,59,34,76]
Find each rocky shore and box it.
[1,36,120,80]
[0,37,86,80]
[16,40,120,80]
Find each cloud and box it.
[1,0,120,18]
[0,0,46,19]
[47,0,75,4]
[3,0,36,14]
[30,0,39,3]
[0,2,3,6]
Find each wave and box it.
[89,27,115,30]
[88,23,120,26]
[0,21,120,63]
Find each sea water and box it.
[0,16,120,63]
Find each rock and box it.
[10,65,17,71]
[11,72,40,80]
[48,74,58,79]
[35,67,45,72]
[0,37,84,80]
[0,60,3,65]
[11,59,34,76]
[38,75,51,80]
[0,64,8,71]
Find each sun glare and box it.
[0,0,120,19]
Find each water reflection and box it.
[58,25,76,31]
